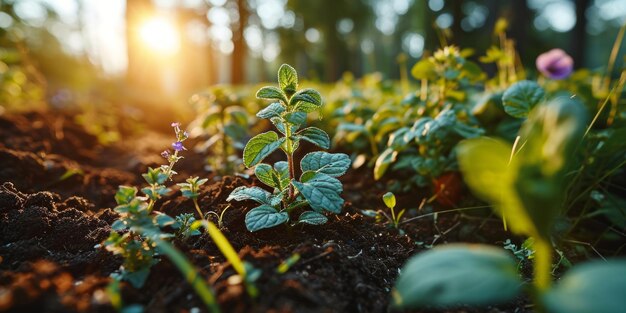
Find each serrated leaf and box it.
[292,173,344,213]
[290,88,322,111]
[245,205,289,232]
[243,131,285,167]
[542,260,626,313]
[256,102,285,119]
[278,64,298,94]
[227,186,273,205]
[297,127,330,149]
[256,86,287,104]
[300,152,350,177]
[502,80,545,118]
[393,244,522,309]
[374,148,398,180]
[298,211,328,225]
[254,163,277,188]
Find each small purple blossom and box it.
[536,49,573,80]
[172,141,186,152]
[171,122,181,128]
[161,150,171,159]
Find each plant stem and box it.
[193,199,204,220]
[284,123,296,201]
[533,237,553,291]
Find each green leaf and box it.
[256,102,285,119]
[383,192,396,208]
[227,186,273,205]
[274,161,290,189]
[290,88,322,112]
[392,244,522,309]
[243,131,285,167]
[292,173,344,213]
[297,127,330,149]
[298,211,328,225]
[411,59,436,80]
[245,205,289,232]
[542,260,626,313]
[278,64,298,94]
[457,138,536,236]
[115,186,138,205]
[254,163,278,188]
[502,80,545,118]
[124,268,151,288]
[284,111,307,126]
[154,213,176,228]
[374,148,398,180]
[256,86,288,104]
[300,152,350,177]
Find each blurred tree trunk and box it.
[572,0,590,68]
[231,0,247,84]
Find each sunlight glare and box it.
[139,16,180,56]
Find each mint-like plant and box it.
[227,64,351,232]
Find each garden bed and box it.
[0,110,532,313]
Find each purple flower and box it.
[171,122,180,128]
[536,49,573,80]
[172,141,186,152]
[161,150,171,159]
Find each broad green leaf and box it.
[298,211,328,225]
[297,127,330,149]
[278,64,298,94]
[457,138,536,236]
[256,86,288,104]
[290,88,322,111]
[513,99,587,236]
[245,205,289,232]
[254,163,277,188]
[411,59,436,80]
[223,124,247,141]
[392,244,523,309]
[227,186,272,205]
[502,80,545,118]
[292,173,344,213]
[154,212,176,227]
[256,102,285,119]
[243,131,285,167]
[226,106,248,126]
[543,260,626,313]
[300,152,351,177]
[284,112,307,125]
[374,148,398,180]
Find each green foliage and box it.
[392,245,522,309]
[173,213,202,240]
[228,64,350,232]
[189,86,251,174]
[502,80,546,118]
[542,260,626,313]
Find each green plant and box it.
[227,64,351,232]
[173,213,202,240]
[102,123,220,313]
[361,192,405,231]
[391,97,626,312]
[189,86,250,174]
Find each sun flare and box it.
[138,16,180,56]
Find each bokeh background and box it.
[0,0,625,104]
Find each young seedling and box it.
[227,64,351,232]
[103,123,220,313]
[362,192,406,232]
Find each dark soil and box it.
[0,110,538,313]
